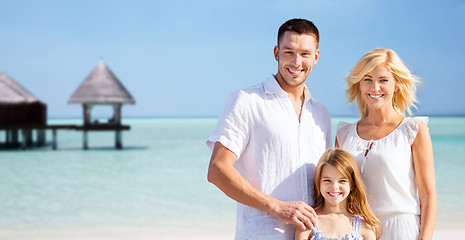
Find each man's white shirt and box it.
[207,75,332,240]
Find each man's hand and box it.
[270,200,318,231]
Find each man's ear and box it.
[314,49,320,64]
[274,45,279,61]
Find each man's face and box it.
[274,31,319,90]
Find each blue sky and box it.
[1,0,464,118]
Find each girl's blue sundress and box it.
[310,214,363,240]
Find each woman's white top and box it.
[336,117,428,217]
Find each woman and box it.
[336,48,437,239]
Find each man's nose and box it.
[291,54,302,66]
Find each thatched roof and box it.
[0,72,43,104]
[68,60,135,104]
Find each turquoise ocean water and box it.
[0,117,464,238]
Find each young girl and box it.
[295,148,381,240]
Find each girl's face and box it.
[319,165,351,207]
[358,65,397,112]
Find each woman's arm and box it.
[412,122,437,240]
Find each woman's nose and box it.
[371,81,381,91]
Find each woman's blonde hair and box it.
[345,48,418,118]
[313,148,382,239]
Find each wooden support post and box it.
[37,129,46,147]
[83,130,88,150]
[11,129,19,146]
[0,130,4,149]
[6,130,11,147]
[84,104,93,126]
[115,130,122,149]
[113,104,122,125]
[52,129,57,150]
[25,129,33,147]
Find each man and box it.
[207,18,332,239]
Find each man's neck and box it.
[274,74,307,120]
[273,73,306,100]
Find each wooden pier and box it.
[1,61,135,151]
[0,124,130,150]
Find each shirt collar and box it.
[264,74,313,103]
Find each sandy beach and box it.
[181,226,465,240]
[0,224,462,239]
[168,227,465,240]
[433,228,465,239]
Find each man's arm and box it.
[207,141,317,231]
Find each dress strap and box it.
[352,215,362,235]
[311,226,321,240]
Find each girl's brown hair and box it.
[313,148,382,239]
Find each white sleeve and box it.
[206,90,250,159]
[406,116,429,145]
[336,121,353,147]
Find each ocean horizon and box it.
[0,116,464,239]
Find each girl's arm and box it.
[294,226,312,240]
[412,122,437,240]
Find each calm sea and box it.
[0,117,464,238]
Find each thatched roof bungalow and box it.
[0,72,46,125]
[68,60,135,125]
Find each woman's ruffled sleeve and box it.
[406,117,429,145]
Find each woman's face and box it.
[359,65,397,111]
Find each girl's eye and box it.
[363,78,372,82]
